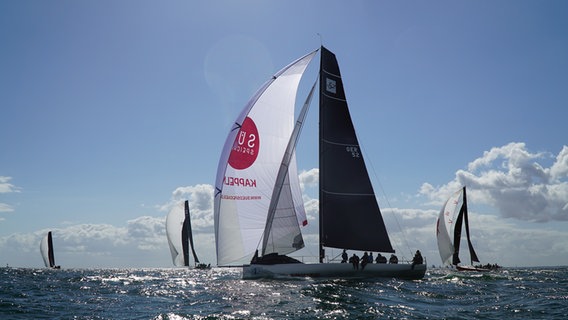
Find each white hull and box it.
[243,263,426,280]
[456,265,492,272]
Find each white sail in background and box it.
[40,233,51,268]
[214,50,316,266]
[166,202,186,266]
[40,231,58,268]
[436,188,464,265]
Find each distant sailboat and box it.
[436,186,495,271]
[40,231,60,269]
[166,200,210,269]
[214,46,426,279]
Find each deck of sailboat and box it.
[243,262,426,280]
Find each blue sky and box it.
[1,0,567,268]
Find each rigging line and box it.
[358,138,414,259]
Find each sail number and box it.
[346,146,360,158]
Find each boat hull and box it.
[456,265,492,272]
[243,263,426,280]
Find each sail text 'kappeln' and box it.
[223,176,257,187]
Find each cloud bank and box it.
[2,143,567,268]
[420,143,568,222]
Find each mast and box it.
[318,46,325,263]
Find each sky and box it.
[1,0,567,269]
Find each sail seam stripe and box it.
[321,92,346,102]
[322,67,340,79]
[322,190,375,196]
[322,139,358,147]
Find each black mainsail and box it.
[451,187,480,265]
[40,231,59,268]
[184,200,200,265]
[319,46,395,262]
[47,231,56,268]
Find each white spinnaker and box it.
[436,188,463,265]
[166,202,185,266]
[214,50,316,266]
[40,233,50,268]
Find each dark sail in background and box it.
[47,231,56,268]
[452,187,480,265]
[185,200,200,265]
[181,201,190,266]
[318,46,394,261]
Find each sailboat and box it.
[214,46,426,279]
[436,186,495,272]
[166,200,210,269]
[40,231,60,269]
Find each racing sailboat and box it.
[436,186,493,271]
[166,200,209,269]
[40,231,60,269]
[214,46,426,279]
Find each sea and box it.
[1,266,567,319]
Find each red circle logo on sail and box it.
[228,116,260,170]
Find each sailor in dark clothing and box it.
[375,253,387,264]
[389,254,398,264]
[361,252,369,270]
[349,253,360,270]
[341,249,348,263]
[411,250,423,269]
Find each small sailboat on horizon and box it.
[214,46,426,280]
[166,200,210,269]
[436,186,500,272]
[40,231,60,269]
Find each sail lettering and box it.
[228,116,260,170]
[346,146,360,158]
[223,176,257,187]
[237,131,256,148]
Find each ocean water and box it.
[1,266,567,319]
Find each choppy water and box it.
[1,266,567,319]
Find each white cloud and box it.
[0,176,19,214]
[169,184,214,231]
[0,176,20,193]
[0,219,170,268]
[299,168,318,190]
[126,216,166,250]
[420,143,568,222]
[0,203,14,213]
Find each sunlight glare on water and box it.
[1,266,567,319]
